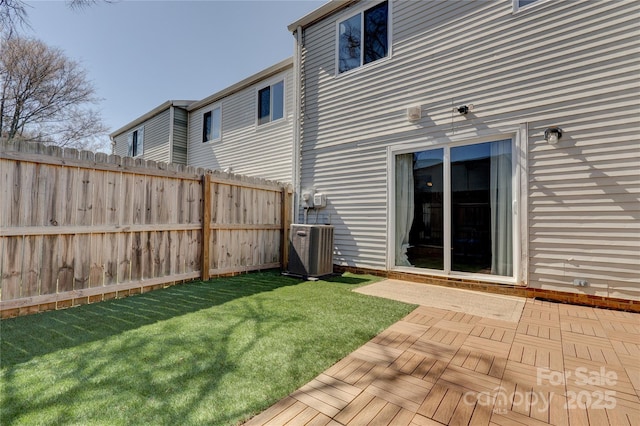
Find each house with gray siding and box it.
[110,100,192,164]
[289,0,640,303]
[110,58,294,183]
[186,58,294,182]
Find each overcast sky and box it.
[24,0,324,150]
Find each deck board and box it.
[246,297,640,425]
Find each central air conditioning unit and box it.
[288,224,334,279]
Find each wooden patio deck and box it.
[245,299,640,425]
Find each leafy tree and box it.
[0,36,108,149]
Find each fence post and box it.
[201,174,212,281]
[281,186,292,271]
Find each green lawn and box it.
[0,271,415,425]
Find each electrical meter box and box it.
[313,193,326,208]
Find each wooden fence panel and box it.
[202,173,287,277]
[0,140,291,317]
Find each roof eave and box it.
[187,57,293,112]
[287,0,357,32]
[109,100,195,138]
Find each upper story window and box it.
[514,0,541,12]
[202,106,221,142]
[127,126,144,157]
[337,1,389,74]
[258,80,284,126]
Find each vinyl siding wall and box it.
[299,0,640,299]
[187,67,294,182]
[172,107,189,165]
[113,108,171,163]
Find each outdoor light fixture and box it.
[456,104,474,115]
[544,126,563,144]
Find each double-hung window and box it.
[127,126,144,157]
[257,80,284,126]
[337,1,389,74]
[202,106,221,142]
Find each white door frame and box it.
[386,126,528,285]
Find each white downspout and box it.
[292,26,303,224]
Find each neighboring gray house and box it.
[110,58,294,183]
[110,100,192,165]
[288,0,640,301]
[186,58,294,182]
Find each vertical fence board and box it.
[1,237,22,300]
[92,170,106,226]
[120,172,135,226]
[0,237,4,300]
[35,164,48,226]
[76,168,93,226]
[168,178,178,224]
[154,231,170,278]
[90,233,104,288]
[132,175,145,225]
[74,235,90,290]
[62,167,78,226]
[104,171,120,226]
[45,164,61,226]
[103,233,118,286]
[144,177,153,225]
[20,161,37,225]
[57,234,75,293]
[117,232,132,284]
[21,235,42,297]
[10,162,22,226]
[130,232,142,281]
[1,159,13,228]
[189,180,201,224]
[169,230,179,275]
[142,231,153,279]
[188,230,200,273]
[177,179,186,224]
[40,235,58,295]
[201,175,211,280]
[210,230,218,271]
[176,231,187,274]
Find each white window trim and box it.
[202,104,222,144]
[386,127,528,285]
[255,77,286,128]
[127,125,144,158]
[334,0,392,77]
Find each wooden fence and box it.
[0,140,292,317]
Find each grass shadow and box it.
[0,270,302,368]
[322,273,379,286]
[1,270,416,425]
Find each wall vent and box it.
[407,106,422,121]
[288,224,334,278]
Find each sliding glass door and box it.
[394,139,514,278]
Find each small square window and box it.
[338,1,389,74]
[202,107,221,142]
[258,80,284,125]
